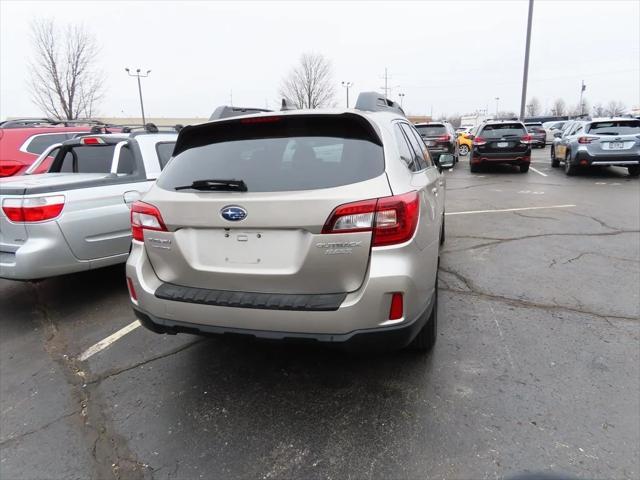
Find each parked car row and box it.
[1,92,456,353]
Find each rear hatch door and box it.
[143,113,391,295]
[585,120,640,157]
[415,124,449,148]
[478,123,529,154]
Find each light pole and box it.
[398,93,405,108]
[125,68,151,124]
[341,81,353,108]
[495,97,500,118]
[579,80,586,116]
[519,0,534,120]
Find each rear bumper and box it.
[0,221,126,280]
[470,150,531,165]
[133,292,433,351]
[126,238,438,347]
[573,150,640,167]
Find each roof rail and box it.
[209,105,273,121]
[125,123,183,136]
[354,92,405,116]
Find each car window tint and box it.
[25,134,69,154]
[116,146,135,174]
[393,123,416,170]
[480,124,526,139]
[406,126,434,168]
[156,142,176,169]
[587,120,640,135]
[400,123,427,171]
[59,145,116,173]
[415,125,446,137]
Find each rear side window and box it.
[480,123,526,139]
[156,142,176,169]
[405,126,433,168]
[59,145,118,173]
[393,124,416,170]
[400,123,428,171]
[587,120,640,135]
[415,125,446,137]
[24,133,70,154]
[160,115,384,192]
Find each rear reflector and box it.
[126,277,138,301]
[389,292,403,320]
[130,201,167,241]
[80,136,105,145]
[0,160,23,177]
[322,191,420,247]
[2,195,65,222]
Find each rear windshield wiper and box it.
[174,179,248,192]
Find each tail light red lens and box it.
[322,191,420,247]
[578,136,598,144]
[389,292,404,320]
[2,195,65,222]
[130,201,167,241]
[473,136,487,146]
[437,134,451,142]
[80,137,105,145]
[520,134,534,144]
[0,160,24,177]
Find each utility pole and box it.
[579,80,586,116]
[519,0,534,120]
[341,81,353,108]
[495,97,500,118]
[398,93,405,108]
[125,68,151,125]
[380,68,391,98]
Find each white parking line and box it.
[78,320,141,361]
[530,166,548,177]
[446,204,575,216]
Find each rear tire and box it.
[470,163,481,173]
[458,144,469,156]
[520,164,530,173]
[564,151,578,176]
[410,280,437,352]
[551,146,559,167]
[628,165,640,177]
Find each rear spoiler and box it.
[173,112,383,156]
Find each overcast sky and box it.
[1,0,638,119]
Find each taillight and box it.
[0,160,23,177]
[437,134,451,142]
[520,134,534,144]
[473,136,487,146]
[2,195,65,222]
[578,136,598,144]
[130,201,167,241]
[322,191,420,247]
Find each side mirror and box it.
[553,132,562,138]
[439,154,455,170]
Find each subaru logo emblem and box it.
[221,205,247,222]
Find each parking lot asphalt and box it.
[1,148,639,480]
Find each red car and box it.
[0,119,119,177]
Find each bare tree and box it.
[604,100,626,117]
[569,99,590,116]
[592,103,605,117]
[29,19,103,120]
[279,53,335,109]
[551,98,566,116]
[526,97,541,116]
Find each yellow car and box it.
[456,129,473,156]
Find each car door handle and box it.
[123,191,142,205]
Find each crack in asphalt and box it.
[30,282,150,480]
[0,410,79,448]
[442,230,640,254]
[86,338,205,386]
[438,267,637,323]
[512,211,559,221]
[563,210,623,232]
